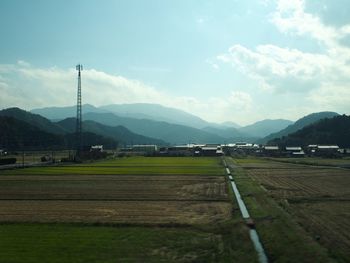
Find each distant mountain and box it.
[0,108,169,150]
[202,126,242,138]
[82,112,226,144]
[221,121,241,129]
[31,103,248,133]
[268,115,350,147]
[27,105,229,144]
[32,103,212,129]
[0,115,118,150]
[238,119,293,138]
[260,112,339,144]
[31,104,108,120]
[0,116,65,149]
[201,126,258,142]
[0,108,66,134]
[57,118,166,146]
[98,103,213,129]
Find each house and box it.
[201,146,218,156]
[167,145,192,156]
[132,144,158,154]
[262,146,280,156]
[285,146,305,157]
[90,145,103,152]
[315,145,340,157]
[223,142,260,155]
[291,151,305,157]
[307,145,318,155]
[285,147,302,152]
[200,145,223,156]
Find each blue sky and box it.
[0,0,349,125]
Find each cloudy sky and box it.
[0,0,349,125]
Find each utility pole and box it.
[22,150,24,168]
[75,64,83,159]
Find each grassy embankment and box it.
[227,157,336,262]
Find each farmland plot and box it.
[239,158,350,262]
[0,157,229,224]
[0,157,260,262]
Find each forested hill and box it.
[268,115,350,147]
[0,107,66,134]
[0,116,65,149]
[259,111,339,144]
[0,107,166,149]
[56,118,165,146]
[0,116,118,150]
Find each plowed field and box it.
[238,158,350,262]
[0,157,230,225]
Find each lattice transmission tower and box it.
[75,64,83,157]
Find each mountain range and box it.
[0,115,118,150]
[260,112,339,144]
[0,108,165,149]
[31,103,293,139]
[238,119,293,138]
[269,115,350,147]
[0,107,66,135]
[1,104,345,149]
[82,112,226,144]
[57,118,165,146]
[32,103,229,129]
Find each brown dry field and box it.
[0,174,232,225]
[244,161,350,261]
[0,200,231,225]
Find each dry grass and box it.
[0,157,259,263]
[242,159,350,262]
[291,201,350,261]
[0,200,232,225]
[0,175,228,201]
[0,163,231,225]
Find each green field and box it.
[0,156,258,262]
[0,222,259,263]
[0,157,224,176]
[3,156,346,262]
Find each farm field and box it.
[268,157,350,168]
[0,157,224,175]
[0,156,258,262]
[233,157,350,262]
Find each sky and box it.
[0,0,349,125]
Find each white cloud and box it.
[228,91,253,111]
[0,61,257,125]
[218,44,332,93]
[205,59,220,71]
[0,63,168,110]
[218,0,350,114]
[17,60,31,67]
[271,0,344,48]
[307,83,350,112]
